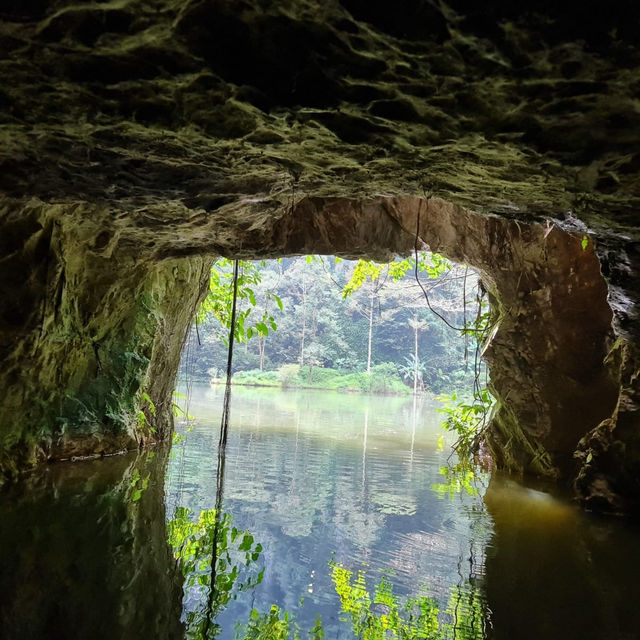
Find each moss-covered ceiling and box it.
[1,0,639,230]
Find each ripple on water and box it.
[167,386,492,638]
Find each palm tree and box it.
[398,353,428,395]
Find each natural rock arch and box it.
[0,194,622,508]
[1,0,639,513]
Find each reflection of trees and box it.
[167,384,494,637]
[233,562,488,640]
[330,562,488,640]
[167,507,264,639]
[332,497,387,550]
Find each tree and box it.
[183,253,487,400]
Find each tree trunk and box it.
[258,337,265,371]
[367,287,374,373]
[299,276,307,367]
[413,315,419,395]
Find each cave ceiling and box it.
[1,0,639,341]
[0,0,639,238]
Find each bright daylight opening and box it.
[167,252,493,638]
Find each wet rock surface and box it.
[0,1,639,511]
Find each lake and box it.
[1,384,640,639]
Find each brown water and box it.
[1,384,640,639]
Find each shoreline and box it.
[208,379,418,396]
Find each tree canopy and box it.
[183,254,486,395]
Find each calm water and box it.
[166,385,491,638]
[1,384,640,639]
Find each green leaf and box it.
[256,322,268,336]
[581,235,589,251]
[239,533,254,551]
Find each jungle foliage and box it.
[168,506,487,639]
[185,255,485,396]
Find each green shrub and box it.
[233,369,280,386]
[278,364,301,389]
[369,363,407,394]
[303,367,340,385]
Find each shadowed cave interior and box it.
[0,0,639,511]
[2,3,640,638]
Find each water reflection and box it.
[167,386,490,638]
[167,507,264,639]
[0,449,182,640]
[485,473,640,640]
[1,386,640,639]
[168,385,640,639]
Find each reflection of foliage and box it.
[373,492,417,516]
[431,461,482,500]
[167,507,264,639]
[444,584,486,640]
[234,605,325,640]
[231,561,487,640]
[331,563,440,640]
[129,468,150,502]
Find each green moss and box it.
[488,401,557,478]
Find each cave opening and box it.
[0,195,620,502]
[175,251,491,467]
[0,195,635,640]
[158,199,624,639]
[166,195,618,487]
[2,1,640,636]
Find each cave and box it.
[1,0,639,516]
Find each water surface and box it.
[165,385,640,639]
[167,385,490,637]
[1,385,640,639]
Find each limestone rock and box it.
[1,0,639,511]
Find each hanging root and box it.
[203,259,239,636]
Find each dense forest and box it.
[180,254,487,396]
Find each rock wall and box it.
[0,198,211,479]
[0,0,639,510]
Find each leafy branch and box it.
[198,258,283,345]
